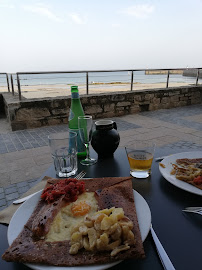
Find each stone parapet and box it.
[2,85,202,131]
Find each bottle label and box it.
[69,109,74,121]
[69,128,86,153]
[71,92,79,99]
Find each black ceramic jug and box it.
[91,120,120,158]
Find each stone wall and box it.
[2,85,202,131]
[0,94,5,114]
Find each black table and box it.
[1,147,202,270]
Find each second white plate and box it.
[159,151,202,196]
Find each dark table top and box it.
[1,147,202,270]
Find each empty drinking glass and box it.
[48,131,78,177]
[78,115,97,166]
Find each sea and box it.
[0,70,201,87]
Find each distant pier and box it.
[183,69,202,78]
[145,70,183,75]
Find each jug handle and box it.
[113,121,117,130]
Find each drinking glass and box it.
[78,115,97,166]
[48,131,78,177]
[125,141,156,178]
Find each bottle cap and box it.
[71,86,78,92]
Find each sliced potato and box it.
[101,216,115,230]
[88,228,97,249]
[111,208,124,221]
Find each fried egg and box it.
[45,192,98,242]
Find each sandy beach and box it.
[0,82,193,99]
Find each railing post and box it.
[16,73,22,100]
[86,72,89,95]
[166,70,170,88]
[10,74,14,96]
[196,69,199,86]
[6,73,10,92]
[130,71,133,91]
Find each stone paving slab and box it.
[0,104,202,209]
[192,131,202,138]
[142,104,202,131]
[184,115,202,123]
[0,146,52,186]
[0,178,40,210]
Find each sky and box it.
[0,0,202,73]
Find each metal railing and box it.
[0,68,201,100]
[0,73,10,93]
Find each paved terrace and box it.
[0,104,202,210]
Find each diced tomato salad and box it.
[193,176,202,185]
[41,179,85,203]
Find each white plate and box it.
[159,151,202,196]
[8,190,151,270]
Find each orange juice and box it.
[127,151,153,171]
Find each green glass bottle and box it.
[68,86,86,157]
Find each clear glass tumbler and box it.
[48,131,78,177]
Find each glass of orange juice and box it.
[125,141,156,178]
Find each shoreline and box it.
[0,82,194,99]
